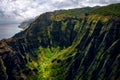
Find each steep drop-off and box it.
[0,3,120,80]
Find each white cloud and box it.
[0,0,120,23]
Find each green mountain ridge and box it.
[0,3,120,80]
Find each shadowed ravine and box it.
[0,3,120,80]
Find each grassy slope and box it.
[90,3,120,17]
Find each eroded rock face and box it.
[0,39,25,80]
[0,4,120,80]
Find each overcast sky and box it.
[0,0,120,24]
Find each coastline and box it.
[0,24,23,40]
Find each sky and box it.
[0,0,120,24]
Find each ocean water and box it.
[0,24,22,40]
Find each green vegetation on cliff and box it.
[91,3,120,17]
[25,13,120,80]
[0,3,120,80]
